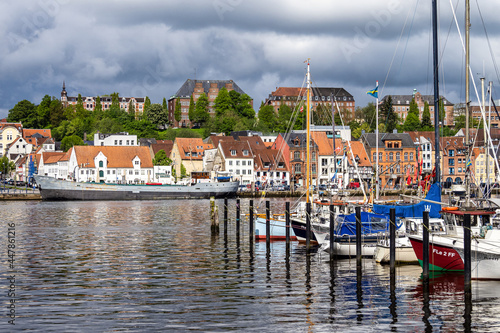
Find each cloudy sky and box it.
[1,0,499,120]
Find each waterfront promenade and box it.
[0,187,41,200]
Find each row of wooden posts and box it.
[210,197,475,292]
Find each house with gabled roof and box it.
[5,136,33,162]
[67,146,154,183]
[361,132,416,190]
[252,147,288,187]
[38,152,68,179]
[170,138,213,178]
[214,141,254,184]
[272,131,319,188]
[0,122,23,158]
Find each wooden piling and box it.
[236,198,240,238]
[249,199,254,244]
[389,208,396,273]
[266,200,270,248]
[210,196,219,234]
[224,198,228,236]
[355,206,362,264]
[464,213,471,293]
[285,201,290,251]
[422,211,429,281]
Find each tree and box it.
[108,92,121,115]
[257,104,278,132]
[153,149,173,166]
[37,95,52,128]
[193,93,210,126]
[95,96,103,113]
[49,99,65,128]
[162,97,167,112]
[180,163,187,179]
[174,98,181,124]
[380,96,398,133]
[277,104,293,132]
[144,96,151,112]
[61,135,85,152]
[214,87,232,117]
[0,156,16,180]
[403,97,420,131]
[145,103,168,128]
[7,100,37,128]
[421,101,432,130]
[352,122,371,139]
[128,99,135,116]
[188,95,195,125]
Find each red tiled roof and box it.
[175,138,213,160]
[73,146,154,168]
[219,141,252,159]
[272,87,304,96]
[23,128,52,138]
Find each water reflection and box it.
[0,199,500,331]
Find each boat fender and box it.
[443,206,459,211]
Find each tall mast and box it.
[432,0,441,184]
[465,0,471,206]
[331,93,336,189]
[306,59,311,203]
[375,81,379,200]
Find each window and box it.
[389,153,394,161]
[119,140,123,145]
[231,150,236,156]
[248,161,252,166]
[99,161,104,167]
[449,158,455,166]
[294,151,300,160]
[135,160,140,165]
[294,164,302,173]
[242,161,246,166]
[449,149,455,157]
[410,152,414,161]
[396,152,400,160]
[229,160,233,166]
[243,150,249,156]
[449,167,455,175]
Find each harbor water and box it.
[1,198,500,331]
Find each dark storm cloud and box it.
[0,0,498,119]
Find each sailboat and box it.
[408,0,500,279]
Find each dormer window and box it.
[243,150,249,156]
[230,150,236,156]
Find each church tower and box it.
[61,81,68,106]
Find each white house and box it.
[68,145,153,184]
[215,141,254,185]
[94,132,138,146]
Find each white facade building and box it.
[94,132,138,147]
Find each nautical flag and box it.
[300,106,303,113]
[367,84,378,99]
[466,159,472,168]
